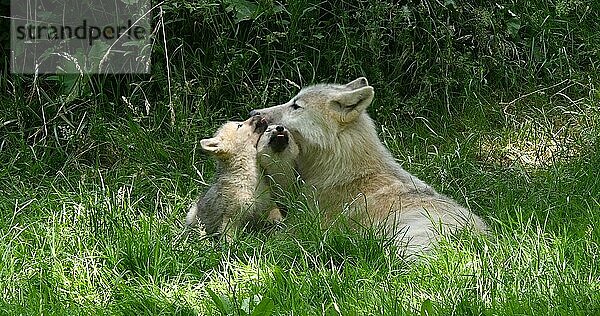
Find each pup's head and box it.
[249,77,374,150]
[256,124,299,159]
[200,115,268,159]
[257,124,299,194]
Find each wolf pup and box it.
[186,116,280,238]
[250,77,487,255]
[256,124,300,200]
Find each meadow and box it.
[0,0,599,314]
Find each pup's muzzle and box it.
[269,125,289,153]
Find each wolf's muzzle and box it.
[251,115,268,134]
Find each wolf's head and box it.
[200,115,268,159]
[249,77,374,150]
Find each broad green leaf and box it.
[251,297,274,316]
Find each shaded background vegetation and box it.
[2,0,599,146]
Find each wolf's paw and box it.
[267,207,285,224]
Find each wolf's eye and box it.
[237,123,243,129]
[291,102,302,110]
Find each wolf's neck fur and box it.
[299,114,431,192]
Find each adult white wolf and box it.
[250,77,487,255]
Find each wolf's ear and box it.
[332,86,374,122]
[200,137,224,155]
[345,77,369,90]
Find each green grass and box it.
[1,0,600,314]
[1,92,598,314]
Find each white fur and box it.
[251,77,488,256]
[187,118,278,237]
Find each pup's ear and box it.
[345,77,369,90]
[332,86,374,122]
[200,137,224,155]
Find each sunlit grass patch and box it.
[479,89,599,169]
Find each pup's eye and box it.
[291,103,302,110]
[237,123,243,129]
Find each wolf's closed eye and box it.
[291,102,302,110]
[237,123,243,129]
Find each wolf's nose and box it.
[249,110,261,117]
[275,126,284,132]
